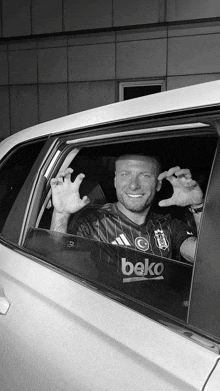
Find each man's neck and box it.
[117,202,150,225]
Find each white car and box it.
[1,81,220,390]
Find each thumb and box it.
[158,197,174,207]
[81,195,90,206]
[74,173,85,188]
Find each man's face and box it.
[114,155,161,214]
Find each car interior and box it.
[38,131,218,229]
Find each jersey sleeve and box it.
[67,208,97,238]
[170,218,195,253]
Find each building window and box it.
[119,81,165,101]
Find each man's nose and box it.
[129,176,140,190]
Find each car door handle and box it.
[0,286,10,315]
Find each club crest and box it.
[154,229,169,250]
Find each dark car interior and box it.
[39,132,218,230]
[66,133,217,209]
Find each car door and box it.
[1,115,220,391]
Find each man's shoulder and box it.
[99,202,117,214]
[74,203,116,221]
[149,209,172,223]
[82,205,173,224]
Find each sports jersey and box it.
[68,203,194,259]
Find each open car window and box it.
[38,130,218,234]
[22,124,219,324]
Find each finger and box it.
[166,166,181,177]
[74,173,85,188]
[184,179,198,188]
[57,170,65,178]
[57,176,64,184]
[174,168,192,179]
[51,175,65,186]
[55,171,65,184]
[64,169,73,182]
[46,199,52,209]
[65,167,73,174]
[57,168,73,179]
[157,167,181,181]
[158,197,175,207]
[64,167,73,177]
[157,171,168,181]
[50,178,59,187]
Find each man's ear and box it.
[156,179,162,192]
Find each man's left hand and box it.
[158,166,203,207]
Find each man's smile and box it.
[126,193,144,198]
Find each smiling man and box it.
[50,154,203,263]
[114,155,161,224]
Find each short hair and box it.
[115,154,161,176]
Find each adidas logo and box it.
[112,234,131,246]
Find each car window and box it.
[22,128,218,323]
[24,228,192,320]
[0,140,45,237]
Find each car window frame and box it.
[5,111,220,346]
[188,138,220,340]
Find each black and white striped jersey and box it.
[68,203,194,258]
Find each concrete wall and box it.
[1,0,220,138]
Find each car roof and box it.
[1,80,220,156]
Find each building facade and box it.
[0,0,220,139]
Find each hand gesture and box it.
[157,166,203,207]
[50,168,90,216]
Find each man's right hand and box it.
[50,168,90,216]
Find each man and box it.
[50,154,203,263]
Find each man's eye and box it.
[140,174,151,178]
[121,172,129,176]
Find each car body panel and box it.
[0,243,219,391]
[1,80,220,158]
[204,358,220,390]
